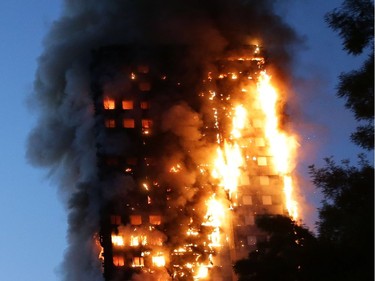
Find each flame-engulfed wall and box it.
[90,44,296,281]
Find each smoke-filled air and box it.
[27,1,302,280]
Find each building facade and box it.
[91,44,288,281]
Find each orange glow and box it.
[132,257,144,267]
[211,104,248,198]
[111,234,124,247]
[130,235,139,246]
[129,235,147,246]
[212,142,243,198]
[194,265,209,279]
[103,97,115,110]
[113,256,125,267]
[202,196,225,248]
[256,71,299,219]
[231,105,247,138]
[170,164,181,173]
[142,182,149,190]
[152,254,166,267]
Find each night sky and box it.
[0,1,371,280]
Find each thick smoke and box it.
[27,1,300,280]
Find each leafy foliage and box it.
[309,157,374,281]
[325,0,374,149]
[325,0,374,55]
[233,215,320,281]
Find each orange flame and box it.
[256,71,299,219]
[202,196,225,248]
[152,254,166,267]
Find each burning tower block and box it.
[91,44,297,281]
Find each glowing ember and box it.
[142,182,149,190]
[170,164,182,173]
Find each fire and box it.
[152,254,166,267]
[212,142,243,198]
[170,164,182,173]
[98,44,301,280]
[194,265,209,279]
[202,196,225,248]
[212,105,247,198]
[130,235,147,246]
[256,71,299,219]
[103,97,115,110]
[231,105,247,138]
[111,234,124,247]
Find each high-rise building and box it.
[91,44,291,281]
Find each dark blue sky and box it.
[0,1,370,280]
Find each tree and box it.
[309,156,374,281]
[233,215,321,281]
[325,0,374,150]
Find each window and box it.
[130,215,142,225]
[105,119,116,128]
[113,256,125,266]
[247,235,257,246]
[106,157,118,166]
[132,257,144,267]
[123,118,135,128]
[149,215,161,225]
[262,195,272,205]
[137,65,149,74]
[126,158,137,165]
[257,157,267,166]
[239,174,250,185]
[142,119,152,129]
[252,119,262,128]
[129,235,147,247]
[130,235,139,246]
[144,157,155,167]
[242,195,252,205]
[103,97,115,110]
[110,215,121,225]
[259,176,269,185]
[152,255,166,267]
[139,82,151,91]
[111,235,124,247]
[140,101,150,109]
[142,119,153,135]
[245,215,255,225]
[122,100,133,110]
[255,137,265,147]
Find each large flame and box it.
[202,196,225,248]
[256,71,298,219]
